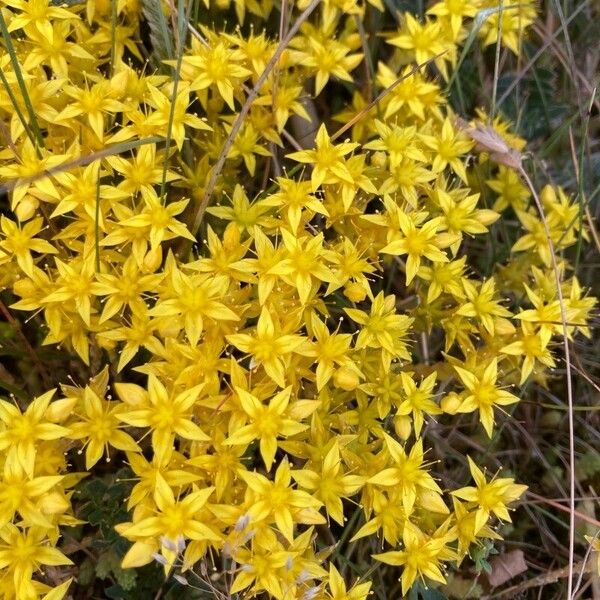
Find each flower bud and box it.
[394,415,412,440]
[371,151,387,169]
[441,392,461,414]
[15,196,39,222]
[333,367,360,391]
[143,246,163,273]
[344,282,367,303]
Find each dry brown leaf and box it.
[487,549,528,587]
[455,118,523,169]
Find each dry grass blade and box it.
[159,0,192,201]
[496,0,588,109]
[190,0,322,237]
[0,136,164,195]
[486,561,594,599]
[526,491,600,529]
[331,54,445,142]
[0,10,45,151]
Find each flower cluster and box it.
[0,0,593,598]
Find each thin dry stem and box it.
[0,299,52,391]
[190,0,322,237]
[331,53,444,142]
[518,166,576,600]
[526,491,600,529]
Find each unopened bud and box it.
[334,367,360,391]
[344,282,367,303]
[441,392,461,414]
[394,415,412,441]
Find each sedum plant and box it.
[0,0,595,598]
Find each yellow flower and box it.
[105,144,179,202]
[478,0,536,55]
[0,390,67,477]
[454,358,519,437]
[267,229,338,305]
[515,284,565,341]
[455,278,513,335]
[0,524,72,599]
[304,316,356,391]
[224,387,307,470]
[377,63,442,121]
[296,37,362,95]
[418,255,467,303]
[292,441,364,525]
[124,450,200,510]
[207,184,275,232]
[186,40,251,109]
[427,0,478,38]
[116,375,210,463]
[451,497,501,561]
[287,124,359,190]
[98,307,163,372]
[452,456,527,533]
[91,255,163,323]
[227,306,305,387]
[421,117,474,182]
[373,520,453,595]
[501,322,555,384]
[120,475,218,568]
[57,80,125,141]
[395,371,441,437]
[388,13,446,67]
[5,0,74,39]
[144,84,211,150]
[0,139,64,215]
[68,385,140,469]
[380,211,455,285]
[43,255,97,326]
[0,461,64,528]
[149,266,239,346]
[368,435,444,514]
[239,459,324,541]
[0,215,57,276]
[487,165,531,212]
[435,187,499,252]
[351,489,406,545]
[225,121,271,175]
[229,528,295,599]
[266,177,329,233]
[345,292,413,362]
[364,120,427,167]
[327,563,371,600]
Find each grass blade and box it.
[0,10,45,151]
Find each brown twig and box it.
[0,298,52,391]
[0,136,164,196]
[486,561,593,599]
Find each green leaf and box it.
[114,565,138,591]
[411,582,448,600]
[105,584,126,599]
